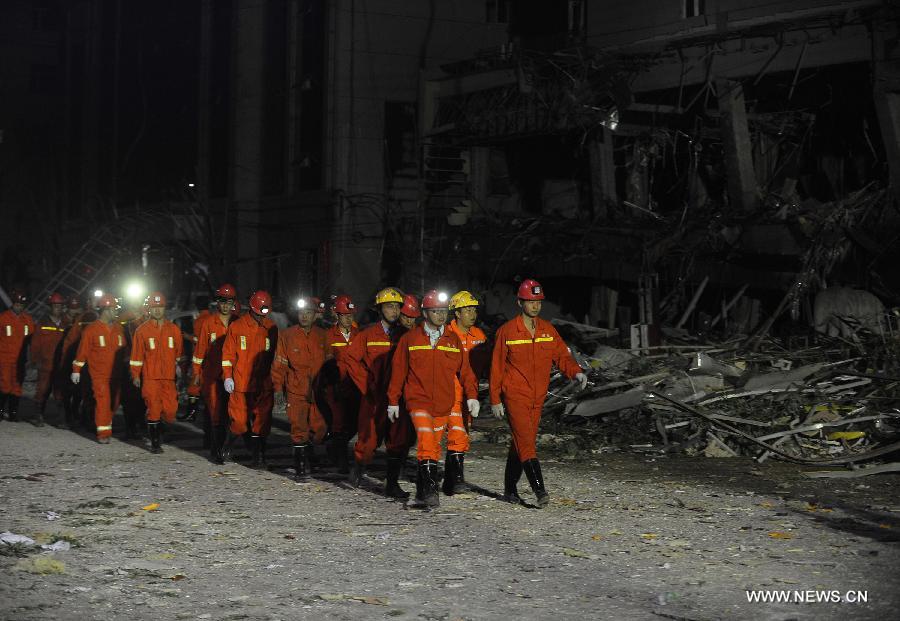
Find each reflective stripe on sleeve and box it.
[221,360,233,367]
[129,360,143,367]
[96,425,112,431]
[192,356,204,365]
[73,360,85,367]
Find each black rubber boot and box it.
[34,402,46,427]
[250,435,268,469]
[442,451,470,495]
[348,460,365,487]
[442,452,457,496]
[179,397,198,421]
[384,457,410,499]
[221,430,240,463]
[502,447,524,504]
[293,444,311,481]
[423,460,440,508]
[522,458,550,508]
[328,433,350,474]
[148,422,163,454]
[210,425,225,464]
[409,461,428,508]
[8,396,19,422]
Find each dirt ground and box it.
[1,398,899,621]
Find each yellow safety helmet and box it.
[374,287,404,305]
[449,290,479,311]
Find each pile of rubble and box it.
[544,318,900,473]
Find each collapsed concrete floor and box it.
[1,404,899,621]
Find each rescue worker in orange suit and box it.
[130,292,184,453]
[221,290,278,468]
[118,298,149,440]
[311,296,328,328]
[59,297,93,428]
[271,297,329,480]
[192,284,236,463]
[398,294,420,330]
[444,290,489,494]
[323,294,359,472]
[388,289,479,507]
[71,294,126,443]
[31,292,70,426]
[342,287,413,498]
[183,297,211,424]
[0,290,35,422]
[489,279,587,507]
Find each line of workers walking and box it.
[0,280,586,508]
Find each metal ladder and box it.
[26,213,154,317]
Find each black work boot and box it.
[210,425,225,464]
[293,444,311,481]
[442,452,457,496]
[422,460,440,508]
[333,435,350,473]
[443,451,470,495]
[348,460,365,487]
[179,397,198,421]
[502,448,524,504]
[409,461,428,508]
[221,430,240,463]
[384,456,410,499]
[148,422,163,454]
[34,402,46,427]
[522,458,550,508]
[8,396,19,422]
[250,435,268,469]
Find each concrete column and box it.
[588,127,616,219]
[231,0,267,291]
[716,79,758,212]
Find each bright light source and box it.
[187,183,195,188]
[125,281,145,301]
[437,292,449,302]
[93,289,103,297]
[297,299,307,309]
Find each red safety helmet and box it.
[148,291,166,308]
[48,292,66,305]
[421,289,450,310]
[97,293,118,309]
[10,290,27,304]
[332,294,354,315]
[215,283,237,299]
[517,278,545,301]
[67,296,82,310]
[311,296,325,312]
[400,294,421,318]
[249,290,272,315]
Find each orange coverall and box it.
[325,323,359,436]
[271,325,328,445]
[388,325,477,461]
[489,316,582,461]
[221,313,277,436]
[31,314,70,406]
[186,310,210,399]
[0,309,35,397]
[130,320,184,423]
[192,312,231,425]
[73,321,126,439]
[342,321,411,464]
[448,320,488,452]
[59,311,98,411]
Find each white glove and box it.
[575,372,588,390]
[223,378,235,394]
[387,405,400,422]
[70,372,80,385]
[491,403,505,419]
[466,399,480,418]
